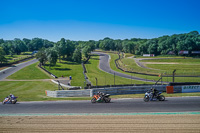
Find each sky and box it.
[0,0,200,41]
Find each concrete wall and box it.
[46,90,91,97]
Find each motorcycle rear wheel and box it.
[105,98,111,103]
[91,98,96,103]
[159,95,165,101]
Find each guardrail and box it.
[91,85,168,96]
[46,85,167,97]
[46,90,91,97]
[46,84,200,98]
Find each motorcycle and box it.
[91,93,111,103]
[2,96,18,104]
[144,91,165,102]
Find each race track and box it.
[1,97,200,114]
[0,59,38,80]
[93,52,158,83]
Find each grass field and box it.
[141,58,200,75]
[7,62,51,80]
[44,60,85,87]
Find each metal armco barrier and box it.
[91,85,167,96]
[46,85,165,97]
[46,85,200,98]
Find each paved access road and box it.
[93,52,157,83]
[0,97,200,114]
[0,59,38,80]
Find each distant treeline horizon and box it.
[0,31,200,56]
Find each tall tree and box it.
[72,48,82,62]
[36,47,47,66]
[0,47,7,64]
[46,47,58,68]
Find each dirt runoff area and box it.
[0,115,200,133]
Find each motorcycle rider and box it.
[150,88,158,99]
[97,91,104,101]
[8,94,15,102]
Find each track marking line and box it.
[1,112,200,116]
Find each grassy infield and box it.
[5,54,33,64]
[0,51,200,101]
[114,54,200,82]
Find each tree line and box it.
[1,31,200,65]
[98,31,200,55]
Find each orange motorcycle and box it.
[91,93,111,103]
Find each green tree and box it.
[36,47,47,66]
[72,48,82,62]
[46,48,58,68]
[23,38,31,51]
[82,46,91,58]
[0,47,7,64]
[30,38,44,51]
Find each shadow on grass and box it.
[54,68,71,71]
[61,62,81,65]
[45,64,61,67]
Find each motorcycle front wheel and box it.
[91,98,96,103]
[143,96,149,102]
[159,95,165,101]
[13,100,17,104]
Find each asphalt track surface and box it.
[0,59,38,80]
[0,97,200,114]
[93,52,158,83]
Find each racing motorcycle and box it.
[143,90,165,102]
[2,96,18,104]
[91,92,111,103]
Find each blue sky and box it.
[0,0,200,41]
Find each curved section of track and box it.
[0,97,200,114]
[93,52,157,83]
